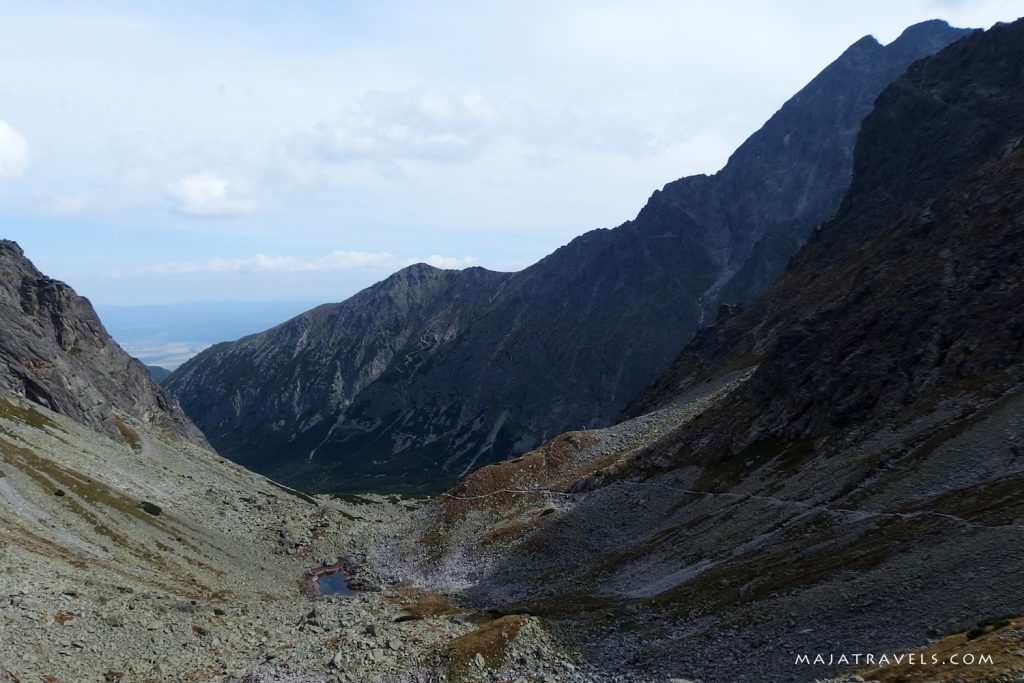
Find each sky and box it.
[2,0,1023,307]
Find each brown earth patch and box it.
[388,586,460,620]
[446,614,529,677]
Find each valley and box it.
[3,11,1024,683]
[3,387,1022,682]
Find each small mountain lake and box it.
[316,571,354,596]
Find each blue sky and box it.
[2,0,1022,305]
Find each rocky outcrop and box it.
[167,21,970,493]
[0,240,206,446]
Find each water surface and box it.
[317,571,353,596]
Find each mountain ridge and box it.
[166,20,970,493]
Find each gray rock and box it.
[102,614,124,628]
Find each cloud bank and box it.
[131,251,477,275]
[305,88,663,168]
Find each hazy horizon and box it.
[96,299,320,369]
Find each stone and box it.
[102,614,124,628]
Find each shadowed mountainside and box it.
[383,19,1024,683]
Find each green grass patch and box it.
[0,397,59,431]
[893,476,1024,526]
[329,492,375,505]
[0,435,171,534]
[967,613,1019,639]
[977,613,1018,628]
[696,438,816,490]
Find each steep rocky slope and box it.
[167,20,969,493]
[1,387,543,683]
[375,19,1024,683]
[0,244,352,680]
[0,240,204,446]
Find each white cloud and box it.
[312,89,518,164]
[169,172,255,217]
[134,250,395,275]
[404,255,479,269]
[0,120,29,179]
[123,250,482,277]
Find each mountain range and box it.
[165,19,969,494]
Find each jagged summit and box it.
[837,19,962,57]
[891,18,957,43]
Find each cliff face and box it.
[0,240,206,446]
[167,21,969,493]
[395,20,1024,682]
